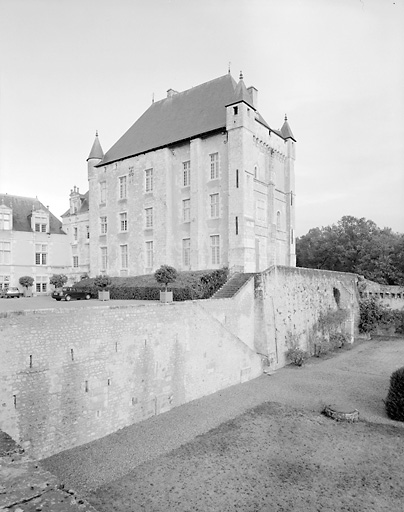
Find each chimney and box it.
[247,86,258,108]
[167,88,179,98]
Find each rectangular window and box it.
[0,212,11,230]
[0,241,11,264]
[291,229,294,245]
[100,216,107,234]
[101,247,108,270]
[145,168,153,192]
[120,244,128,269]
[256,199,266,222]
[120,212,128,232]
[235,216,239,235]
[73,227,78,241]
[182,199,190,222]
[35,244,47,265]
[210,193,219,218]
[41,224,46,232]
[210,235,220,265]
[183,161,190,187]
[35,223,40,232]
[145,207,153,228]
[145,241,153,268]
[0,275,10,290]
[183,238,190,267]
[210,153,219,180]
[35,276,47,293]
[100,181,107,204]
[86,225,90,239]
[236,169,239,188]
[119,176,127,199]
[73,255,79,268]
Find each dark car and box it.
[0,287,24,298]
[52,287,92,301]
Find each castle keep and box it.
[63,73,296,279]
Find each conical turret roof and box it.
[87,132,104,161]
[225,71,255,109]
[281,115,296,141]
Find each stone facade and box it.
[64,73,296,277]
[0,195,69,294]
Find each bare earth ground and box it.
[41,336,404,512]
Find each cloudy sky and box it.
[0,0,403,236]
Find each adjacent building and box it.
[65,72,297,276]
[0,194,69,293]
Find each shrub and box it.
[286,347,308,366]
[359,298,395,334]
[329,332,349,349]
[19,276,34,288]
[154,265,178,292]
[49,274,68,288]
[199,267,229,299]
[385,367,404,422]
[94,275,111,289]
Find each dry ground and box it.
[41,337,404,512]
[86,402,403,512]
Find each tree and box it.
[49,274,68,289]
[296,216,404,285]
[94,275,111,289]
[19,276,34,289]
[154,265,178,293]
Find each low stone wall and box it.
[254,266,360,369]
[0,301,262,459]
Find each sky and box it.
[0,0,403,236]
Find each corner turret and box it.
[87,131,104,181]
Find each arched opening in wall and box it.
[333,287,341,307]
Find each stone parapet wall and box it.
[254,266,360,369]
[0,301,262,459]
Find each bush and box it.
[49,274,68,288]
[94,275,112,289]
[75,269,228,301]
[286,347,308,366]
[329,332,350,349]
[359,298,396,334]
[154,265,178,291]
[385,367,404,422]
[19,276,34,288]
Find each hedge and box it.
[385,367,404,422]
[75,267,229,302]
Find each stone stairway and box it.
[212,273,255,299]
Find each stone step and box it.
[213,273,255,299]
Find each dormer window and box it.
[31,209,49,233]
[0,208,12,230]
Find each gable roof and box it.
[0,194,65,234]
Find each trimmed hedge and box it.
[385,367,404,422]
[75,267,229,302]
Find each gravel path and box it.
[41,336,404,493]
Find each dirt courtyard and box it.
[42,337,404,512]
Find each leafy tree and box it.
[94,275,111,289]
[49,274,68,288]
[154,265,178,293]
[19,276,34,289]
[296,216,404,285]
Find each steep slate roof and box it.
[61,191,89,218]
[87,133,104,161]
[0,194,65,234]
[99,74,278,166]
[281,115,296,141]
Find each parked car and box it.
[0,287,24,298]
[52,287,92,301]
